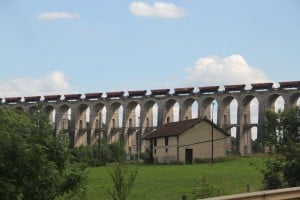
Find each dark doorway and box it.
[185,149,193,164]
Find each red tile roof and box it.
[144,118,229,139]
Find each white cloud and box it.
[186,55,270,87]
[0,70,73,98]
[37,11,80,21]
[129,1,186,19]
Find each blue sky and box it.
[0,0,299,97]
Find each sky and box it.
[0,0,300,97]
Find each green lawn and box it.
[86,156,265,200]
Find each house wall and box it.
[152,136,178,163]
[145,121,229,164]
[178,122,228,163]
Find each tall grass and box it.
[86,156,265,199]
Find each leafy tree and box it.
[262,107,300,189]
[0,106,86,200]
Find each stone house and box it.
[144,118,230,164]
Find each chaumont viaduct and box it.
[1,81,299,156]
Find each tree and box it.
[0,106,86,200]
[262,107,300,189]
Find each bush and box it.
[107,163,138,200]
[192,176,220,199]
[140,148,153,163]
[70,142,126,166]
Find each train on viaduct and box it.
[1,81,299,156]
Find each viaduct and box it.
[1,81,300,156]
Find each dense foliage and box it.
[0,106,86,200]
[70,142,126,166]
[262,107,300,189]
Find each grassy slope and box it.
[86,156,265,200]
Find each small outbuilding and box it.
[144,118,230,164]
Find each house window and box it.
[153,138,157,147]
[165,148,168,153]
[154,149,156,154]
[165,136,169,146]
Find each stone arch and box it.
[73,103,90,146]
[107,102,123,143]
[142,100,157,128]
[164,99,179,124]
[200,97,217,120]
[239,95,260,154]
[28,105,37,115]
[267,93,285,112]
[289,92,300,107]
[126,101,139,128]
[43,105,56,128]
[220,95,237,127]
[181,98,198,120]
[57,104,71,131]
[92,103,105,128]
[15,106,24,112]
[108,102,122,128]
[125,101,141,154]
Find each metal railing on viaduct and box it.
[1,81,299,155]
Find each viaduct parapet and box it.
[1,81,300,156]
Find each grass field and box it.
[86,156,265,199]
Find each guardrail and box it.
[202,186,300,200]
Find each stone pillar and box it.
[89,107,102,145]
[106,104,122,144]
[223,105,231,126]
[72,106,88,147]
[179,100,194,120]
[199,100,211,119]
[69,107,76,148]
[237,104,252,155]
[123,105,137,154]
[165,106,174,123]
[217,104,224,128]
[257,99,267,144]
[157,103,164,127]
